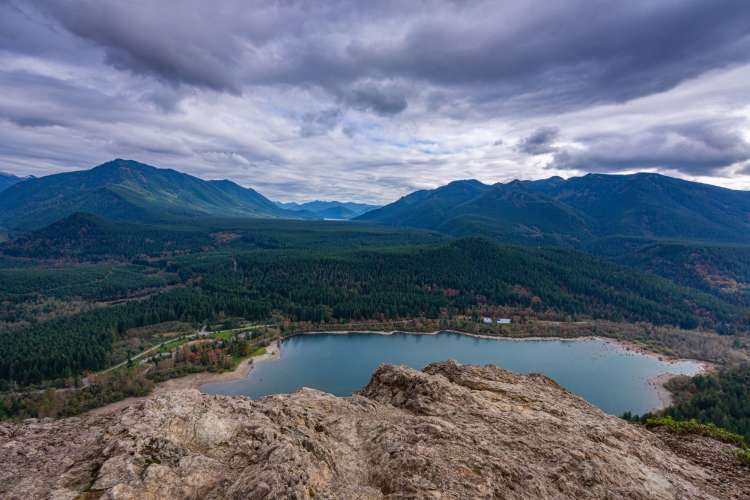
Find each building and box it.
[482,317,493,324]
[496,318,512,324]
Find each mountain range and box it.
[275,200,380,219]
[3,160,750,248]
[0,159,309,231]
[357,173,750,246]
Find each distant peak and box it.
[445,179,484,187]
[581,172,662,179]
[0,171,32,179]
[93,159,154,171]
[631,172,665,179]
[440,179,488,192]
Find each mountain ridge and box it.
[357,173,750,246]
[0,171,29,193]
[0,159,308,231]
[275,199,381,219]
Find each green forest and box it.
[0,218,748,386]
[627,365,750,441]
[0,211,748,447]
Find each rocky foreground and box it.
[0,361,746,499]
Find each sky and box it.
[1,1,750,203]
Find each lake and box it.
[200,332,704,415]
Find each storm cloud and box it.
[1,0,750,201]
[552,121,750,176]
[29,1,750,109]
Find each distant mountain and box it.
[357,173,750,246]
[0,172,29,193]
[276,200,380,219]
[0,159,308,231]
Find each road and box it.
[85,323,272,382]
[85,324,210,383]
[7,323,272,395]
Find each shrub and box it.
[644,416,747,448]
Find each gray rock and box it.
[0,361,734,498]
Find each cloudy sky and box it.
[1,0,750,203]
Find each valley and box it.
[0,160,749,479]
[6,4,750,494]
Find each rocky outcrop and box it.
[0,361,740,499]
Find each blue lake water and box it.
[200,332,703,415]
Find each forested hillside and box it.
[358,173,750,246]
[0,159,306,231]
[592,239,750,307]
[627,365,750,442]
[0,213,445,261]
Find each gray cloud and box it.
[552,121,750,175]
[26,0,750,114]
[3,115,63,128]
[34,1,247,93]
[343,81,408,115]
[1,1,750,201]
[518,127,559,155]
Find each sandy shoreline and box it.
[86,341,279,416]
[648,372,682,410]
[182,340,281,389]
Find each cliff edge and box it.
[0,361,744,499]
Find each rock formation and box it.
[0,361,744,499]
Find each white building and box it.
[482,317,493,324]
[496,318,512,324]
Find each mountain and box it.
[356,179,591,246]
[0,172,28,193]
[0,159,306,231]
[276,200,380,219]
[523,173,750,243]
[1,362,743,498]
[358,173,750,246]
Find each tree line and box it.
[1,238,746,386]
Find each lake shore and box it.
[294,328,713,365]
[161,340,281,390]
[649,372,682,410]
[289,329,713,412]
[89,329,708,416]
[86,340,279,416]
